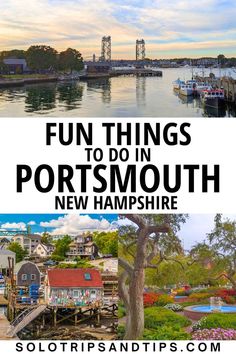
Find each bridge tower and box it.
[101,36,111,62]
[136,39,145,61]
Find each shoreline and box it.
[0,76,58,88]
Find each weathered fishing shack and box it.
[45,268,103,307]
[14,261,41,287]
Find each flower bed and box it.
[164,303,183,312]
[143,292,159,307]
[192,328,236,340]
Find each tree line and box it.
[0,45,84,73]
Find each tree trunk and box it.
[124,267,145,339]
[124,228,147,339]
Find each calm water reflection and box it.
[0,68,235,117]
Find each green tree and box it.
[118,214,188,340]
[0,49,26,60]
[41,232,52,245]
[7,242,28,263]
[26,45,58,71]
[52,235,72,259]
[93,231,118,257]
[217,54,226,66]
[206,214,236,289]
[58,48,83,73]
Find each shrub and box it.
[164,303,183,312]
[224,296,236,304]
[189,293,211,302]
[195,313,236,330]
[144,307,191,329]
[176,290,191,296]
[192,328,236,340]
[51,254,65,262]
[216,289,236,304]
[118,305,126,318]
[143,326,190,340]
[155,294,174,306]
[216,289,236,297]
[117,325,125,339]
[143,292,159,307]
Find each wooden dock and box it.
[0,314,18,339]
[0,295,8,306]
[110,69,162,77]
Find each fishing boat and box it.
[201,89,225,106]
[172,78,185,90]
[195,82,212,94]
[179,83,194,96]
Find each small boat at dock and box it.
[172,78,185,90]
[195,82,212,94]
[179,83,194,96]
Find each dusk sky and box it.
[0,0,235,59]
[1,214,236,250]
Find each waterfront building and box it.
[2,59,28,74]
[45,268,104,306]
[0,249,15,273]
[86,62,111,75]
[12,234,42,255]
[14,261,41,287]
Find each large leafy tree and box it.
[26,45,58,70]
[187,243,226,286]
[118,214,188,339]
[93,231,118,257]
[206,214,236,289]
[7,242,28,263]
[52,235,72,259]
[41,232,52,245]
[58,48,83,73]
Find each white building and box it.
[0,249,16,271]
[103,258,118,273]
[12,234,42,255]
[33,243,55,258]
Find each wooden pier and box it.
[0,314,18,339]
[110,68,162,77]
[0,295,8,306]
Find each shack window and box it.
[73,290,79,297]
[84,273,91,280]
[31,274,36,280]
[22,274,27,280]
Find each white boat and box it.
[172,79,185,90]
[179,83,194,96]
[201,89,225,105]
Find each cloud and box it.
[0,0,235,58]
[27,221,36,225]
[40,214,115,235]
[1,222,26,230]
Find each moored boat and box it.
[201,89,225,106]
[172,78,185,90]
[179,83,194,96]
[195,82,212,94]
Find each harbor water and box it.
[0,68,235,117]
